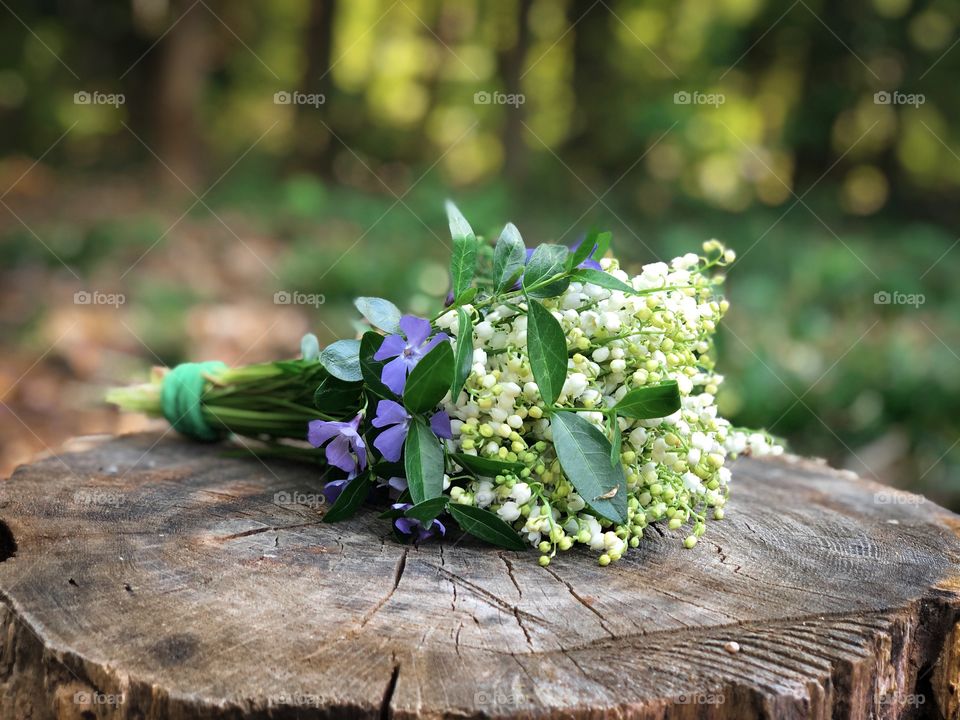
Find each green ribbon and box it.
[160,361,227,442]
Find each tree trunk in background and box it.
[296,0,337,176]
[563,0,613,171]
[154,0,211,193]
[498,0,533,184]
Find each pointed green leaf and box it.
[450,453,525,477]
[403,340,454,414]
[568,230,599,269]
[523,244,570,298]
[572,268,636,294]
[319,339,362,382]
[314,374,363,413]
[359,332,395,399]
[404,417,445,504]
[550,411,628,524]
[322,474,370,523]
[300,333,320,361]
[494,223,526,292]
[614,381,682,419]
[404,496,449,524]
[594,231,612,258]
[451,308,473,401]
[446,201,478,301]
[608,414,622,467]
[447,504,527,550]
[525,297,568,405]
[354,297,402,334]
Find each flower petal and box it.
[429,411,452,439]
[374,334,407,361]
[372,400,410,428]
[325,434,359,473]
[419,333,450,357]
[373,423,408,462]
[380,356,410,395]
[307,419,344,448]
[399,315,432,347]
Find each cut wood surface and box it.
[1,432,959,719]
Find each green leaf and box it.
[451,308,473,401]
[550,411,628,524]
[403,340,454,414]
[523,244,570,298]
[447,504,527,550]
[319,339,362,382]
[450,453,525,477]
[493,223,526,292]
[594,231,612,258]
[404,496,449,524]
[568,230,598,270]
[322,475,370,523]
[572,268,636,294]
[404,417,445,504]
[359,332,395,399]
[525,298,568,405]
[614,381,682,419]
[446,200,478,301]
[314,374,363,413]
[354,297,402,334]
[300,333,320,361]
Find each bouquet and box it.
[108,202,780,566]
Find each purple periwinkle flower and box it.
[392,503,446,542]
[371,399,452,462]
[376,476,408,499]
[323,477,349,503]
[308,413,367,473]
[373,315,449,395]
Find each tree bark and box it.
[1,432,959,718]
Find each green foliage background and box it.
[0,0,958,506]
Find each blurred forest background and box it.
[1,0,958,506]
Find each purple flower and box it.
[308,413,367,473]
[371,399,452,462]
[376,476,408,499]
[323,477,349,503]
[392,503,446,542]
[373,315,449,395]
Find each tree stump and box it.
[1,432,959,720]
